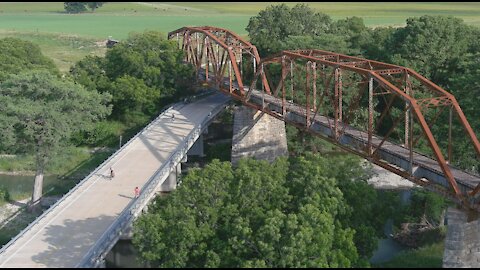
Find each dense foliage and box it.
[133,154,396,267]
[0,38,58,82]
[70,31,195,145]
[246,3,369,57]
[247,4,480,173]
[64,2,104,13]
[0,70,111,208]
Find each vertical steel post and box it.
[334,67,340,140]
[239,50,243,77]
[409,108,414,175]
[448,105,453,164]
[176,33,179,49]
[313,62,317,111]
[261,63,265,108]
[205,38,209,81]
[196,33,200,56]
[216,44,220,68]
[291,61,294,103]
[282,56,286,116]
[306,61,311,127]
[338,68,343,123]
[182,32,187,56]
[405,73,410,147]
[368,76,373,155]
[228,60,232,93]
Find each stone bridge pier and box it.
[231,105,288,165]
[443,207,480,267]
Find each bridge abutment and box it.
[231,105,288,165]
[443,207,480,267]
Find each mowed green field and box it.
[1,2,480,72]
[2,2,480,38]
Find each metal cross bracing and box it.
[167,26,270,95]
[168,27,480,211]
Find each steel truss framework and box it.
[169,26,480,211]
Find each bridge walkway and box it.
[0,93,230,268]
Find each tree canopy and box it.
[246,3,370,57]
[64,2,104,13]
[0,70,111,209]
[133,154,395,267]
[247,4,480,174]
[70,31,194,123]
[383,15,478,86]
[0,38,58,82]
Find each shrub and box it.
[0,186,10,202]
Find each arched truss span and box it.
[169,27,480,211]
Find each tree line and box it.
[247,3,480,173]
[64,2,105,14]
[0,32,193,211]
[133,155,398,267]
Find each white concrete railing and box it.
[0,104,172,256]
[0,90,221,258]
[77,93,230,267]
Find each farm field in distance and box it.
[1,2,480,72]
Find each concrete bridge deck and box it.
[0,93,230,268]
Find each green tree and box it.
[110,75,159,119]
[86,2,104,12]
[69,55,110,93]
[71,31,194,126]
[246,3,332,56]
[64,2,104,13]
[329,16,370,55]
[385,15,477,86]
[0,70,111,211]
[0,38,58,82]
[360,26,395,61]
[133,155,389,267]
[438,52,480,173]
[64,2,87,13]
[104,31,194,96]
[401,189,450,226]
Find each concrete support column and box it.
[443,207,480,267]
[156,162,181,192]
[231,105,288,165]
[98,259,106,268]
[187,134,205,157]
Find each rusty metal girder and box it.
[168,26,480,211]
[416,96,452,109]
[167,26,271,95]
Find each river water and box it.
[0,173,59,200]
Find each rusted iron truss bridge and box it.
[168,26,480,212]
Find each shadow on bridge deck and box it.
[27,215,116,267]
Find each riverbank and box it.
[0,195,62,246]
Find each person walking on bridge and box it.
[134,186,140,198]
[110,167,115,179]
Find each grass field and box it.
[1,2,479,72]
[1,2,479,73]
[1,2,480,39]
